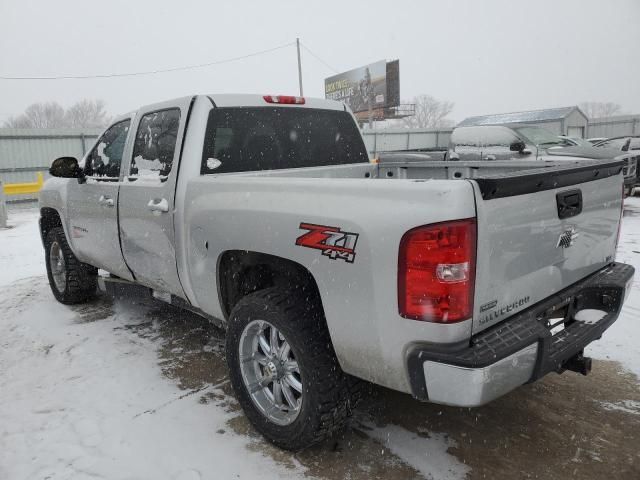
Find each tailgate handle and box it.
[556,189,582,219]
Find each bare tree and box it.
[579,101,623,119]
[4,102,66,128]
[65,99,110,128]
[3,115,32,129]
[401,94,455,129]
[2,99,111,128]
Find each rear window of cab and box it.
[201,107,369,174]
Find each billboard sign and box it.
[325,60,398,114]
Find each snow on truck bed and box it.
[1,199,640,480]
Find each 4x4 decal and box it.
[296,223,359,263]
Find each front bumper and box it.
[406,262,634,407]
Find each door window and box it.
[83,120,131,181]
[130,108,181,181]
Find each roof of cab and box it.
[206,94,346,110]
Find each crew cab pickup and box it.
[39,94,634,450]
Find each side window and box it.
[83,120,131,180]
[130,108,181,181]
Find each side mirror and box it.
[509,140,526,152]
[50,156,84,180]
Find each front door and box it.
[65,118,133,279]
[118,97,192,297]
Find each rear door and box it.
[118,97,193,296]
[65,118,133,279]
[471,163,624,333]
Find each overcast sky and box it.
[1,0,639,124]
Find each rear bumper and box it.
[406,262,634,407]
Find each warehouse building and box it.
[458,106,589,138]
[0,128,100,201]
[588,114,640,138]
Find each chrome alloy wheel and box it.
[49,241,66,292]
[238,319,303,425]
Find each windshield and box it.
[595,137,630,151]
[201,107,369,174]
[513,126,563,146]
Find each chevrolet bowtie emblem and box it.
[556,226,579,248]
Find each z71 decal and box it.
[296,223,359,263]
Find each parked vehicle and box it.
[39,94,633,450]
[448,125,637,194]
[593,136,640,195]
[593,136,640,152]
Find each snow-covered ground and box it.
[0,210,306,479]
[586,197,640,377]
[1,199,640,480]
[0,208,43,287]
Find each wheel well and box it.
[218,250,323,319]
[39,207,62,243]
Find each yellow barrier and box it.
[3,172,44,196]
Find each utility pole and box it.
[296,37,303,96]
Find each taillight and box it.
[398,218,476,323]
[263,95,305,105]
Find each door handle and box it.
[556,189,582,219]
[98,195,114,207]
[147,198,169,213]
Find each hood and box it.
[545,145,620,160]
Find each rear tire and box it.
[44,227,97,304]
[225,287,360,451]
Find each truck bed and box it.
[236,158,623,188]
[206,157,624,336]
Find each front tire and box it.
[44,227,97,304]
[226,287,358,451]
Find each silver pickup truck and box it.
[39,94,634,450]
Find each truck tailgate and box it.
[471,161,624,334]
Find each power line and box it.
[0,42,295,80]
[300,43,339,74]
